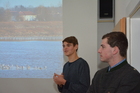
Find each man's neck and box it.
[109,56,125,67]
[68,54,79,63]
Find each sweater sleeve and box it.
[86,71,99,93]
[86,78,95,93]
[57,84,63,92]
[115,70,140,93]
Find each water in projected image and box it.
[0,0,63,78]
[0,41,63,78]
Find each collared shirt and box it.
[108,59,126,71]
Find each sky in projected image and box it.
[0,0,62,7]
[0,0,63,78]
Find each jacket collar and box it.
[107,60,128,72]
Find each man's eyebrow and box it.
[63,43,70,46]
[100,44,103,46]
[100,44,105,47]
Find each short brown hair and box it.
[62,36,78,46]
[102,32,128,57]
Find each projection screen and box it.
[0,0,63,78]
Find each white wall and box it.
[115,0,140,25]
[63,0,98,78]
[124,0,140,72]
[0,0,98,93]
[97,0,115,69]
[125,0,140,17]
[115,0,140,72]
[97,22,114,69]
[0,79,58,93]
[130,18,140,72]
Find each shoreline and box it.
[0,36,63,41]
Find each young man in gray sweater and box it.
[53,36,90,93]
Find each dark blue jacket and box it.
[87,60,140,93]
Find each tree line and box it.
[0,5,62,22]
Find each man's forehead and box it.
[101,38,108,44]
[63,42,73,45]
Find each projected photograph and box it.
[0,0,63,78]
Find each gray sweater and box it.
[87,60,140,93]
[58,58,90,93]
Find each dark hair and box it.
[62,36,78,51]
[62,36,78,46]
[102,32,128,57]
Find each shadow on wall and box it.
[98,61,109,70]
[52,55,66,93]
[53,82,60,93]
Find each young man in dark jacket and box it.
[87,32,140,93]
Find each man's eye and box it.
[67,44,71,47]
[102,46,104,48]
[101,45,105,48]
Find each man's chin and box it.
[100,59,106,62]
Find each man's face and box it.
[62,42,78,57]
[98,38,114,62]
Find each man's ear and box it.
[112,46,119,55]
[75,44,78,50]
